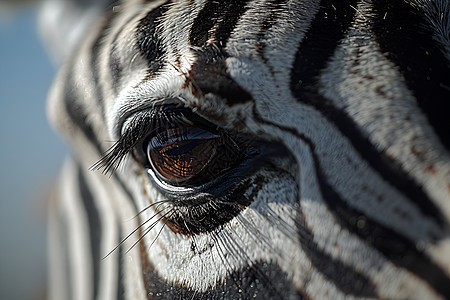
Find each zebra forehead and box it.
[104,0,320,134]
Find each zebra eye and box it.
[145,127,243,186]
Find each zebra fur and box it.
[42,0,450,299]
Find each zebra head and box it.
[43,0,450,299]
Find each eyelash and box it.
[91,106,220,175]
[92,108,173,175]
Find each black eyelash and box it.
[91,106,193,175]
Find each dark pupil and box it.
[148,127,234,185]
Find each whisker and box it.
[212,234,244,291]
[102,205,170,259]
[125,208,174,254]
[146,210,174,252]
[134,199,171,218]
[221,220,285,297]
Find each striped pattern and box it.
[43,0,450,299]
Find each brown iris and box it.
[147,127,241,186]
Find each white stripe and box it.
[319,0,450,236]
[107,165,148,300]
[48,172,69,300]
[61,159,94,300]
[81,168,119,300]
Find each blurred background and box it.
[0,0,67,299]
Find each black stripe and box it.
[90,2,120,118]
[255,0,289,66]
[371,0,450,150]
[189,1,218,46]
[297,213,377,297]
[187,51,253,105]
[110,174,134,300]
[108,13,140,94]
[63,63,103,154]
[109,40,122,93]
[290,0,357,91]
[301,95,447,227]
[289,1,446,226]
[135,3,169,76]
[62,64,105,299]
[254,112,450,297]
[116,229,125,300]
[77,166,102,299]
[190,0,251,48]
[188,1,252,104]
[314,152,450,298]
[90,24,107,118]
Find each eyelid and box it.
[120,110,151,136]
[115,98,185,137]
[93,104,220,175]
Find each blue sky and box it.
[0,5,67,299]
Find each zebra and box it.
[40,0,450,299]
